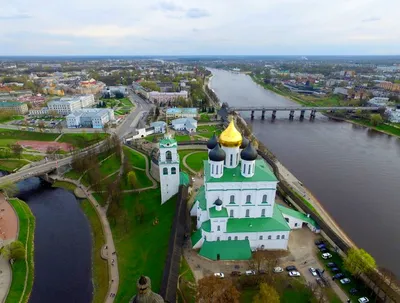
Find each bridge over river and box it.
[229,106,384,120]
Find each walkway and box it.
[0,194,19,303]
[51,177,119,303]
[182,152,201,175]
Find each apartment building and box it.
[149,91,188,103]
[66,108,115,129]
[47,94,95,115]
[0,101,29,114]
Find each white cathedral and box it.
[190,120,319,261]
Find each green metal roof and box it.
[277,204,318,228]
[227,205,290,233]
[201,220,211,232]
[204,159,278,183]
[0,101,21,107]
[199,240,252,261]
[209,206,228,218]
[159,137,177,148]
[180,171,189,186]
[191,229,202,246]
[195,186,206,210]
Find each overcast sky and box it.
[1,0,399,55]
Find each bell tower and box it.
[159,135,180,204]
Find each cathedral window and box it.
[217,237,220,241]
[242,164,246,174]
[163,167,168,175]
[211,165,214,174]
[259,235,263,240]
[245,209,250,217]
[217,225,220,231]
[282,235,285,239]
[245,236,249,240]
[228,236,231,240]
[230,195,235,204]
[234,236,238,240]
[246,195,251,203]
[216,165,219,174]
[171,167,176,175]
[166,150,172,161]
[230,209,234,217]
[268,235,271,240]
[261,209,266,217]
[248,164,251,174]
[262,195,267,203]
[230,154,233,166]
[277,235,280,240]
[204,236,207,240]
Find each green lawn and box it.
[120,169,153,190]
[119,98,134,108]
[174,135,191,142]
[111,190,176,302]
[80,199,108,303]
[196,125,223,139]
[178,257,196,303]
[351,119,400,137]
[123,146,146,169]
[185,151,208,172]
[144,134,163,143]
[21,154,44,162]
[58,133,108,149]
[0,115,24,123]
[199,113,211,122]
[64,170,82,181]
[240,287,258,303]
[0,159,29,172]
[52,181,77,192]
[92,193,107,207]
[7,199,35,303]
[99,153,121,176]
[0,129,58,147]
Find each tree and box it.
[38,121,45,132]
[196,276,240,303]
[344,248,376,278]
[155,106,160,118]
[10,143,23,158]
[103,122,110,134]
[0,182,18,197]
[1,241,25,261]
[370,113,383,126]
[56,122,63,133]
[122,156,131,178]
[127,171,138,189]
[253,283,279,303]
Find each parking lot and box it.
[10,117,64,130]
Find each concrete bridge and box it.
[229,106,384,120]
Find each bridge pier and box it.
[272,110,277,120]
[289,110,294,120]
[300,110,305,120]
[251,110,255,120]
[310,109,316,120]
[261,110,265,120]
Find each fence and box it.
[159,185,189,303]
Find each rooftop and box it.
[204,159,278,183]
[209,206,228,218]
[0,101,22,107]
[171,117,197,124]
[179,172,190,186]
[277,204,318,228]
[166,107,198,114]
[199,240,252,261]
[201,220,211,232]
[159,137,177,148]
[195,186,206,211]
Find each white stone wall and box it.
[281,214,304,229]
[221,146,240,168]
[160,162,180,204]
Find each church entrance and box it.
[217,254,220,261]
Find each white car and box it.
[309,267,318,276]
[340,278,351,284]
[214,272,224,278]
[358,297,369,303]
[288,271,301,277]
[245,270,256,276]
[273,267,283,273]
[322,253,332,259]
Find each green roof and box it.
[195,186,206,210]
[199,240,252,261]
[204,159,278,183]
[227,205,290,233]
[277,204,318,228]
[201,220,211,232]
[191,229,202,246]
[159,137,177,148]
[180,171,189,186]
[209,206,228,218]
[0,101,20,107]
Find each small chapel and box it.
[190,120,318,260]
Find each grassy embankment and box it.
[6,198,35,303]
[177,257,196,303]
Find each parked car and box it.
[327,262,337,268]
[332,273,345,280]
[317,244,326,249]
[214,273,224,278]
[322,253,332,259]
[358,297,369,303]
[315,239,325,245]
[285,265,297,271]
[316,278,325,287]
[320,248,329,253]
[273,267,283,273]
[350,288,358,295]
[289,271,301,277]
[340,278,351,284]
[309,267,318,276]
[230,271,241,277]
[245,270,256,276]
[331,267,340,273]
[316,269,325,277]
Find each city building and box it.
[150,121,167,133]
[159,136,180,204]
[368,97,390,107]
[17,95,46,107]
[171,118,197,133]
[102,86,128,98]
[149,91,188,104]
[157,82,174,92]
[333,87,349,97]
[66,108,114,129]
[0,101,28,114]
[47,94,95,115]
[378,81,400,92]
[190,121,318,260]
[386,107,400,123]
[166,107,198,119]
[42,86,65,96]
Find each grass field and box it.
[119,98,134,108]
[120,169,153,190]
[58,133,108,149]
[123,146,146,169]
[7,199,35,303]
[80,199,108,303]
[0,128,58,147]
[64,170,82,181]
[185,151,208,172]
[52,181,77,192]
[199,113,211,122]
[174,135,191,142]
[351,118,400,137]
[110,190,176,302]
[0,159,29,172]
[196,125,223,139]
[178,257,196,303]
[92,193,107,207]
[99,153,121,176]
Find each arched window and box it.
[163,167,168,175]
[245,209,250,217]
[230,154,233,166]
[204,235,207,240]
[228,236,231,240]
[268,235,271,240]
[230,209,234,217]
[171,167,176,175]
[211,164,214,174]
[234,236,238,240]
[248,164,251,174]
[217,237,220,241]
[261,209,266,217]
[262,194,267,203]
[281,235,285,239]
[245,236,249,240]
[216,165,219,174]
[166,150,172,161]
[277,235,280,240]
[230,195,235,203]
[259,235,263,240]
[246,195,251,203]
[242,164,246,174]
[217,225,220,231]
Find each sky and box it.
[1,0,400,56]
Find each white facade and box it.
[159,136,180,204]
[66,108,114,129]
[387,107,400,123]
[150,121,167,133]
[149,91,188,103]
[48,94,95,115]
[368,97,389,107]
[171,118,197,133]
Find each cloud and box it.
[155,1,183,12]
[46,25,148,38]
[186,8,210,18]
[0,11,31,20]
[362,17,381,22]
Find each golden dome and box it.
[219,120,242,147]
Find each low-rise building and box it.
[368,97,389,107]
[333,87,349,97]
[150,121,167,133]
[171,117,197,133]
[386,107,400,123]
[47,94,95,115]
[17,95,46,107]
[166,107,198,119]
[66,108,115,129]
[149,91,188,104]
[0,101,28,114]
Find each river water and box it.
[209,68,400,276]
[17,178,93,303]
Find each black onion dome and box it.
[209,144,226,162]
[240,143,258,161]
[214,198,223,206]
[207,133,218,149]
[240,137,249,149]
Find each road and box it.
[0,90,153,186]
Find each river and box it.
[209,68,400,276]
[17,178,93,303]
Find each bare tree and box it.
[10,143,23,159]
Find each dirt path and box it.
[182,151,202,175]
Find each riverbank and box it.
[7,198,35,303]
